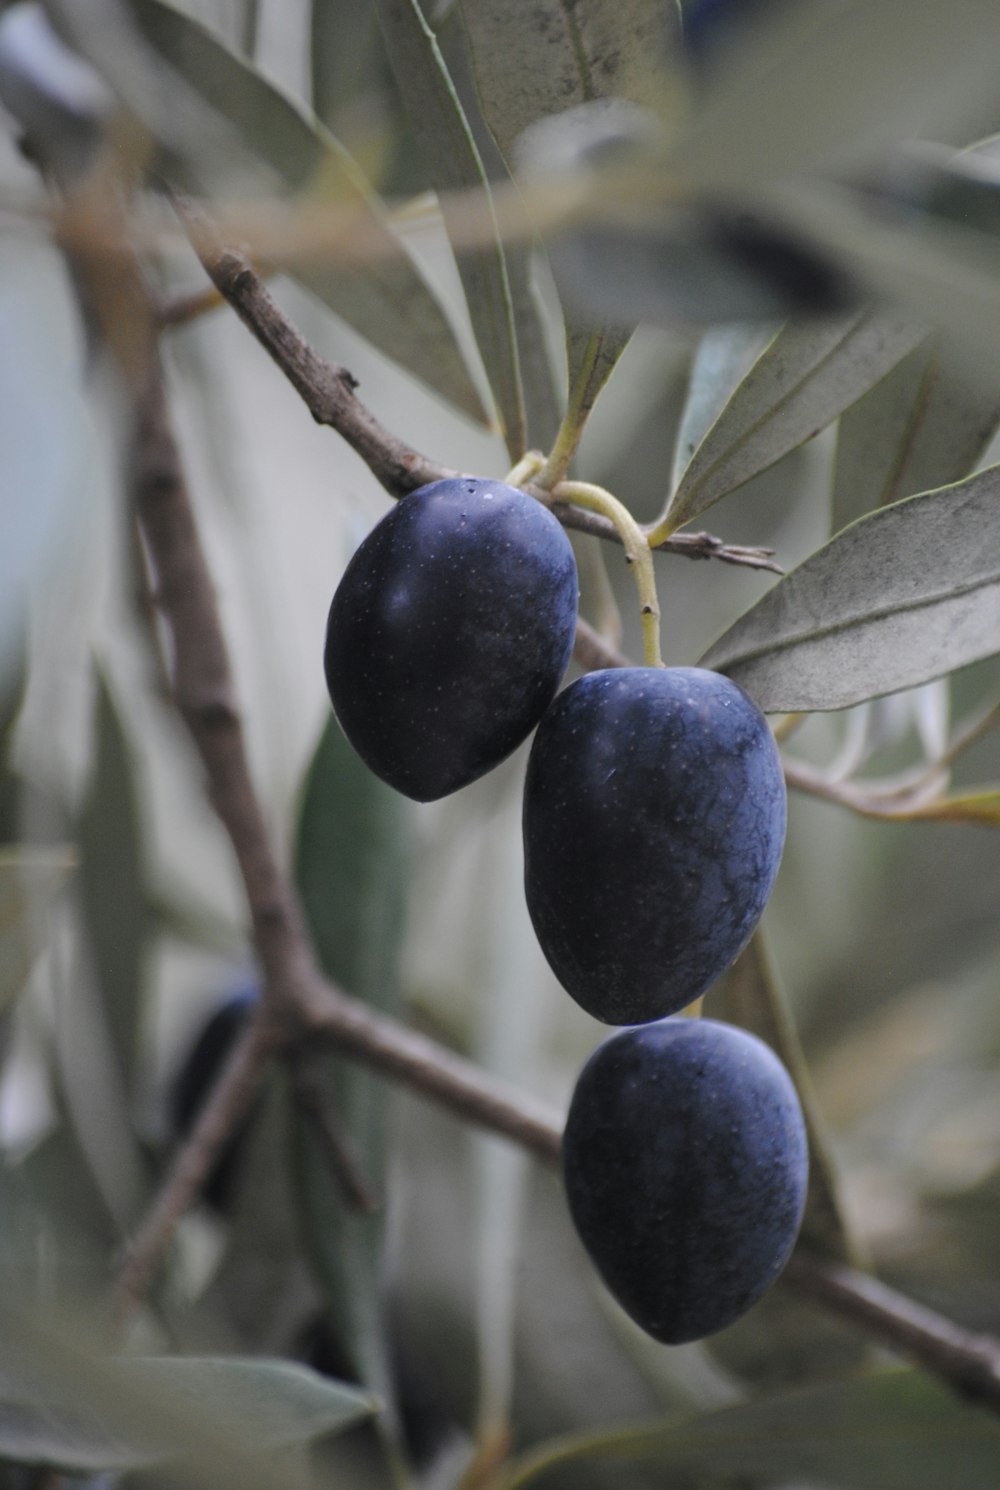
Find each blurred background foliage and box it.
[3,0,1000,1486]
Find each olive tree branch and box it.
[94,194,1000,1414]
[173,200,781,575]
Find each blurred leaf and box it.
[310,1,383,135]
[777,175,1000,387]
[371,0,525,456]
[0,1321,377,1477]
[832,338,1000,532]
[664,311,923,531]
[0,847,75,1015]
[0,238,88,692]
[700,466,1000,712]
[121,0,487,422]
[671,0,1000,192]
[77,670,148,1100]
[0,1126,120,1303]
[293,718,410,1398]
[670,322,774,493]
[502,1369,1000,1490]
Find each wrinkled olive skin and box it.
[562,1018,808,1344]
[325,478,578,802]
[523,667,785,1024]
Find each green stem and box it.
[505,450,546,488]
[644,506,683,550]
[554,480,663,668]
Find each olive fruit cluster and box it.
[323,475,806,1345]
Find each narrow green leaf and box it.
[0,1319,376,1476]
[77,670,148,1099]
[460,0,680,420]
[437,7,562,449]
[292,717,410,1395]
[832,338,1000,531]
[120,0,487,422]
[0,848,75,1014]
[371,0,526,456]
[503,1370,1000,1490]
[700,466,1000,713]
[670,323,773,494]
[666,311,923,530]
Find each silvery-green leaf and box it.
[112,0,487,421]
[0,1321,377,1476]
[437,6,561,448]
[372,0,526,455]
[700,466,1000,712]
[666,311,924,529]
[671,323,774,493]
[460,1,677,155]
[832,338,1000,530]
[464,4,680,418]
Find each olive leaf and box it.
[665,310,924,529]
[293,717,410,1402]
[700,465,1000,713]
[832,337,1000,531]
[116,0,488,422]
[0,1319,377,1478]
[671,0,1000,192]
[501,1369,1000,1490]
[371,0,526,456]
[460,0,681,423]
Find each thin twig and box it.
[110,1013,279,1325]
[176,199,780,574]
[782,1254,1000,1408]
[175,196,454,497]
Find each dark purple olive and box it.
[324,478,578,802]
[562,1017,808,1344]
[523,666,786,1024]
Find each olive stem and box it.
[554,479,664,669]
[534,393,589,491]
[644,505,683,550]
[505,450,546,488]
